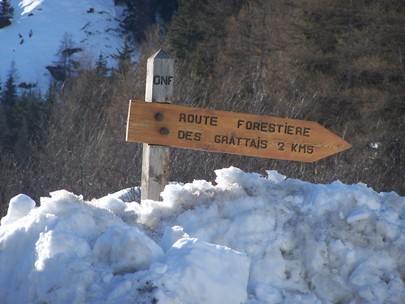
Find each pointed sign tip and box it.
[342,141,353,151]
[149,49,172,60]
[337,137,352,152]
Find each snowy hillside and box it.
[0,0,124,91]
[1,167,404,303]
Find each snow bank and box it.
[1,167,404,303]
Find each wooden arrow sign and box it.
[126,100,352,162]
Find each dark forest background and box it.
[1,0,404,216]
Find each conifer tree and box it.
[167,0,245,77]
[0,0,14,29]
[167,0,206,59]
[0,66,18,151]
[95,54,108,77]
[0,105,9,151]
[121,0,155,43]
[112,37,134,75]
[155,0,177,24]
[47,33,82,83]
[1,63,18,111]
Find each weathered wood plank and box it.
[127,100,352,162]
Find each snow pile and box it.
[0,167,404,303]
[0,0,123,91]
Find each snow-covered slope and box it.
[0,0,124,91]
[1,167,404,303]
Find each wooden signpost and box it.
[127,101,352,163]
[127,49,351,201]
[139,49,173,201]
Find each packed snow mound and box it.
[0,0,123,91]
[1,167,404,303]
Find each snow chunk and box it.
[1,194,36,226]
[94,194,126,214]
[93,225,163,275]
[266,169,286,184]
[35,230,91,271]
[346,206,370,223]
[160,225,189,252]
[156,238,250,304]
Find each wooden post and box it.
[141,49,173,201]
